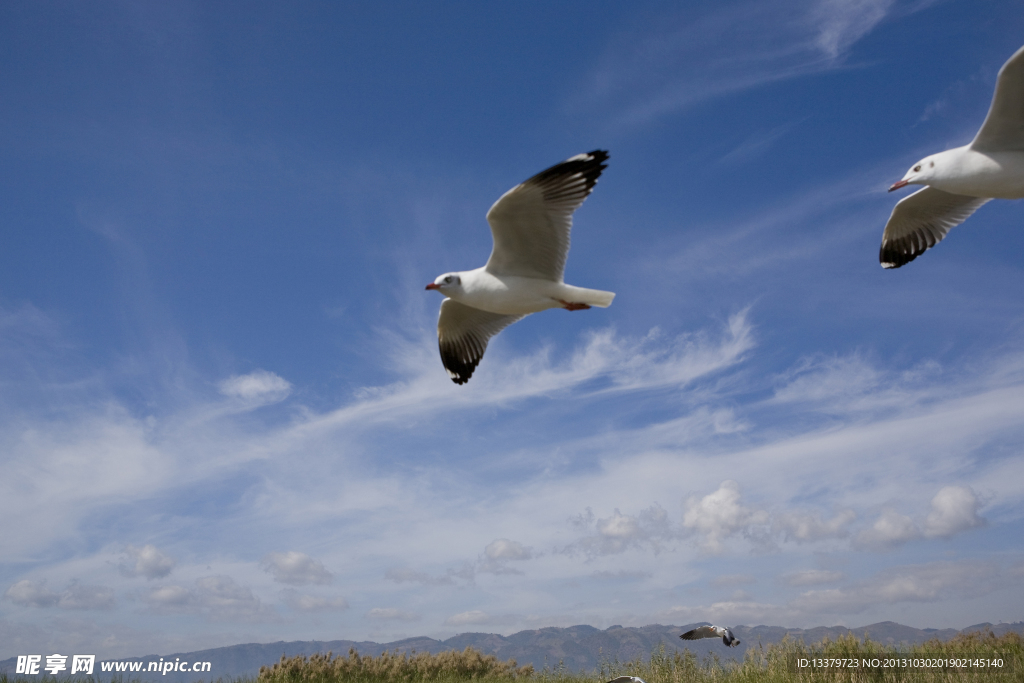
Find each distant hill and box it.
[2,621,1021,682]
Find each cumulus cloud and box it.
[120,544,176,579]
[366,607,419,621]
[260,551,333,586]
[282,590,349,612]
[856,509,920,549]
[773,509,856,543]
[4,580,114,610]
[484,539,532,561]
[682,481,769,553]
[57,582,116,610]
[924,486,985,538]
[145,584,194,610]
[4,580,59,608]
[194,576,268,620]
[564,504,677,557]
[857,487,986,549]
[218,370,291,402]
[144,576,270,621]
[478,539,535,575]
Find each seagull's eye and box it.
[913,165,921,172]
[444,276,452,284]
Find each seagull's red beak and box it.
[425,283,440,290]
[889,179,909,192]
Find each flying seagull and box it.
[605,677,646,683]
[680,625,741,647]
[880,44,1024,268]
[426,150,615,384]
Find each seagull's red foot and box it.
[559,300,591,311]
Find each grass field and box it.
[257,631,1023,683]
[3,631,1021,683]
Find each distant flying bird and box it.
[426,150,615,384]
[880,44,1024,268]
[680,625,741,647]
[605,677,646,683]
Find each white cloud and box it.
[792,561,1002,615]
[383,568,455,586]
[484,539,532,562]
[564,504,677,557]
[120,544,176,579]
[682,481,769,554]
[856,487,986,549]
[260,551,333,586]
[856,509,920,549]
[56,582,116,610]
[772,354,882,406]
[3,580,114,610]
[282,590,349,612]
[4,580,59,608]
[781,569,845,586]
[809,0,895,58]
[577,0,908,126]
[773,509,857,543]
[218,370,291,402]
[194,576,269,621]
[366,607,419,621]
[145,584,194,610]
[145,576,271,621]
[444,610,491,626]
[924,486,985,538]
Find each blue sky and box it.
[2,0,1024,660]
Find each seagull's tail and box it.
[564,286,616,308]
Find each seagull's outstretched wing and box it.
[606,677,646,683]
[680,626,719,641]
[485,150,608,282]
[880,187,990,268]
[971,45,1024,152]
[437,300,525,384]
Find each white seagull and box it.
[880,44,1024,268]
[605,677,646,683]
[426,150,615,384]
[680,625,741,647]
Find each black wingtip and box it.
[879,241,920,269]
[527,150,610,199]
[439,338,483,385]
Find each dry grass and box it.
[258,646,534,683]
[257,631,1023,683]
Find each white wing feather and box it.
[485,151,608,281]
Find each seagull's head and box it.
[426,273,462,294]
[890,155,938,191]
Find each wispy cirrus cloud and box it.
[576,0,915,126]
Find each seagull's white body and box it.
[426,150,615,384]
[444,268,614,316]
[881,44,1024,268]
[680,624,741,647]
